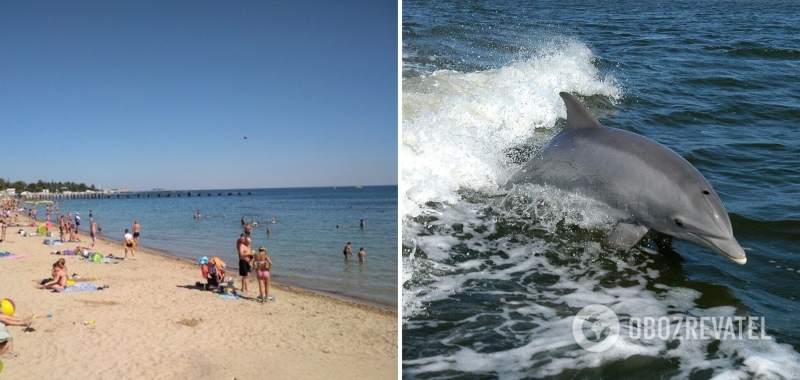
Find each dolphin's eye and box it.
[702,190,710,195]
[675,219,684,227]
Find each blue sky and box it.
[0,1,398,191]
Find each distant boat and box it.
[355,185,363,189]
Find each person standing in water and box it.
[133,220,141,245]
[343,242,352,259]
[252,246,273,302]
[358,247,366,262]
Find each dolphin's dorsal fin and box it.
[560,92,602,129]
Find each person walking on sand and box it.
[252,246,274,302]
[133,220,141,245]
[358,247,366,262]
[124,228,135,260]
[89,220,98,248]
[343,241,353,259]
[237,234,253,292]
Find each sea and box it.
[29,185,398,310]
[402,1,800,379]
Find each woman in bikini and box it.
[252,247,273,303]
[35,261,68,291]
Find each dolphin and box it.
[506,92,746,264]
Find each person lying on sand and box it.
[0,314,33,356]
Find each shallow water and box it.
[30,186,397,309]
[403,0,800,378]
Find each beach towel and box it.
[87,257,119,264]
[56,282,108,293]
[217,293,240,300]
[0,252,25,259]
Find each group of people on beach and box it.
[1,200,23,243]
[235,222,274,302]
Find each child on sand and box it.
[252,247,273,303]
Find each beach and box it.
[0,217,397,379]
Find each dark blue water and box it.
[402,1,800,378]
[31,186,397,308]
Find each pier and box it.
[17,190,254,201]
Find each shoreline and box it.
[92,233,398,313]
[0,215,398,379]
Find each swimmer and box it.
[343,242,352,259]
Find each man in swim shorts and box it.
[237,234,253,292]
[133,220,140,245]
[89,220,98,248]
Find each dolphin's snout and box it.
[708,236,747,265]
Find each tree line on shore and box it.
[1,178,98,194]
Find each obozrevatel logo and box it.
[572,304,620,352]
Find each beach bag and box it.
[91,253,102,263]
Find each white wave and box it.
[401,37,800,378]
[402,38,622,220]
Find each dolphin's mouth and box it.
[703,235,747,265]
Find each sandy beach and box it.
[0,216,397,379]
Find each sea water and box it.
[403,1,800,378]
[32,185,397,309]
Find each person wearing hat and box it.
[252,247,273,302]
[74,212,81,233]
